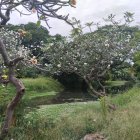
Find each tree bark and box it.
[84,76,105,98]
[0,39,25,139]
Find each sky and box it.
[9,0,140,36]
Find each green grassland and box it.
[1,78,140,140]
[0,77,63,107]
[18,86,140,140]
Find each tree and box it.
[44,13,137,97]
[0,0,75,138]
[6,22,49,45]
[133,51,140,79]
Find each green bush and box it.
[16,66,40,78]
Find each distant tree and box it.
[7,23,49,44]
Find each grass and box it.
[103,104,140,140]
[22,77,63,92]
[26,101,100,121]
[0,77,63,126]
[11,85,140,140]
[24,91,57,100]
[0,77,63,106]
[1,79,140,140]
[102,86,140,140]
[111,85,140,106]
[105,80,128,86]
[12,101,103,140]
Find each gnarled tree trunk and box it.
[84,76,117,111]
[0,39,25,139]
[84,76,105,98]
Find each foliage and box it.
[6,23,49,56]
[3,23,66,78]
[133,51,140,80]
[53,72,83,90]
[0,0,74,138]
[44,13,137,97]
[0,28,24,59]
[16,65,40,78]
[0,28,31,82]
[0,1,140,137]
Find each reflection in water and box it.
[52,82,134,104]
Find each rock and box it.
[82,133,106,140]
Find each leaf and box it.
[2,75,8,80]
[36,20,41,27]
[40,15,45,20]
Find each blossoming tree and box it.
[0,0,75,138]
[44,13,138,97]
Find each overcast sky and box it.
[9,0,140,36]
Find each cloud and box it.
[9,0,140,36]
